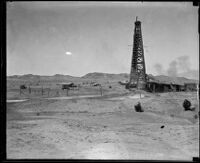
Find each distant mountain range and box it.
[7,74,79,81]
[7,72,198,84]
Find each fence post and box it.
[197,84,199,101]
[99,85,102,96]
[66,88,69,96]
[48,88,50,97]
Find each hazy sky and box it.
[7,2,199,78]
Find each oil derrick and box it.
[128,17,146,90]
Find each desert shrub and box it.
[183,99,191,111]
[134,102,144,112]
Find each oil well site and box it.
[6,2,199,161]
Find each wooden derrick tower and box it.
[127,17,146,90]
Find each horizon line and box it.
[6,72,199,81]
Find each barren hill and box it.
[7,73,198,87]
[7,74,80,81]
[81,72,129,81]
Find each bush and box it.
[183,99,191,111]
[134,102,144,112]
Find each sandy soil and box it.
[7,92,199,160]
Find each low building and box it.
[184,83,198,91]
[57,82,77,90]
[118,80,129,85]
[146,76,185,93]
[146,81,184,93]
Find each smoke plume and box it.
[177,56,190,72]
[154,63,165,75]
[167,61,178,77]
[154,55,199,80]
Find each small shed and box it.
[57,82,76,90]
[20,84,27,89]
[118,80,129,85]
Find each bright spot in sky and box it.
[65,51,72,55]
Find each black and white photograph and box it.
[6,1,199,160]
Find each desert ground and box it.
[6,75,199,160]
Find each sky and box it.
[7,2,199,79]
